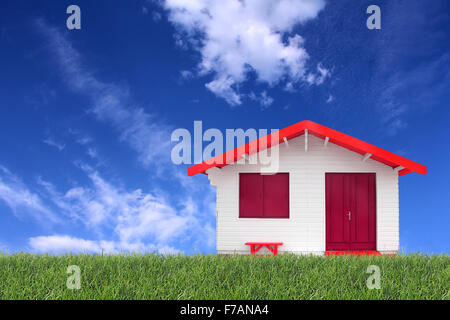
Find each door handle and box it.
[346,211,351,221]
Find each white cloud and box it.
[43,137,65,151]
[205,76,242,105]
[326,94,334,103]
[69,129,93,146]
[29,235,102,253]
[34,20,217,254]
[28,235,179,254]
[249,91,274,109]
[370,2,450,135]
[152,11,162,22]
[284,82,296,93]
[375,54,450,136]
[163,0,327,105]
[36,20,172,168]
[36,165,214,251]
[86,147,98,159]
[114,191,192,243]
[260,92,274,109]
[306,63,330,85]
[180,69,194,79]
[0,166,59,224]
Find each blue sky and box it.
[0,0,448,254]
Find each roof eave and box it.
[187,120,427,177]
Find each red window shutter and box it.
[262,173,289,218]
[239,173,263,218]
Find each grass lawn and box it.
[0,253,448,300]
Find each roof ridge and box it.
[188,120,426,177]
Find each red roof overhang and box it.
[187,120,427,177]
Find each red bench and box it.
[245,242,283,256]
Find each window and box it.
[239,173,289,218]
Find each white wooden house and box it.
[188,121,426,255]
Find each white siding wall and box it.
[207,135,399,255]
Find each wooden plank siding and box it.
[207,135,399,255]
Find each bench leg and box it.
[266,245,274,255]
[250,245,264,255]
[265,245,279,256]
[248,244,281,256]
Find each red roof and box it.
[188,120,427,177]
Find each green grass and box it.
[0,253,448,300]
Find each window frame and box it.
[239,172,290,219]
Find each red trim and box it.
[187,120,427,177]
[324,251,382,256]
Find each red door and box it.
[326,173,376,251]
